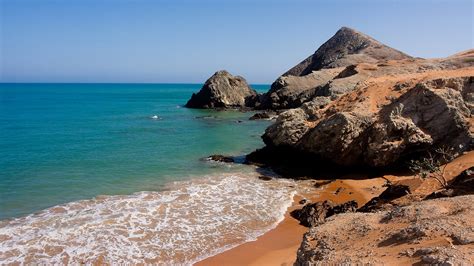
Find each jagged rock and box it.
[185,70,258,109]
[259,68,341,109]
[249,111,275,120]
[291,201,334,227]
[205,155,234,163]
[365,77,473,166]
[291,200,358,227]
[299,112,374,166]
[263,108,310,147]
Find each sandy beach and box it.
[198,151,474,265]
[197,177,387,265]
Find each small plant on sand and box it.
[408,147,458,188]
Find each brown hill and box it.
[284,27,411,77]
[258,27,412,110]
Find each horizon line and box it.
[0,82,272,86]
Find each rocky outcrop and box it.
[204,155,235,163]
[258,27,412,109]
[259,68,342,109]
[291,200,358,227]
[259,73,473,169]
[249,111,276,120]
[185,70,258,109]
[295,195,474,265]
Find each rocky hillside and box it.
[250,47,474,169]
[296,195,474,265]
[185,70,258,109]
[258,27,412,110]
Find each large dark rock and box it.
[249,111,276,120]
[358,184,411,212]
[291,200,358,227]
[185,70,258,109]
[204,155,235,163]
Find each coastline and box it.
[198,151,474,265]
[196,177,387,265]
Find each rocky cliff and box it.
[258,51,474,168]
[245,26,474,171]
[185,70,258,109]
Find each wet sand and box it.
[196,177,387,266]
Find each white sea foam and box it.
[0,173,295,265]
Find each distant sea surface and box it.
[0,83,299,264]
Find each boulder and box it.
[249,111,276,120]
[291,200,358,227]
[185,70,258,109]
[204,155,234,163]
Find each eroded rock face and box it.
[185,70,258,109]
[259,68,341,109]
[366,77,473,166]
[263,75,474,168]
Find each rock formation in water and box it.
[185,70,258,109]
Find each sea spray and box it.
[0,173,295,264]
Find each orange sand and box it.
[196,177,386,266]
[197,151,474,266]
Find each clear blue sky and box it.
[0,0,472,84]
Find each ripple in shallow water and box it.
[0,173,295,264]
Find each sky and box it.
[0,0,472,84]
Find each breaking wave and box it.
[0,173,295,264]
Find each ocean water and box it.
[0,83,301,264]
[0,83,271,219]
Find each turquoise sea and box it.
[0,83,305,264]
[0,83,270,219]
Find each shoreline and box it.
[198,151,474,265]
[196,177,387,265]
